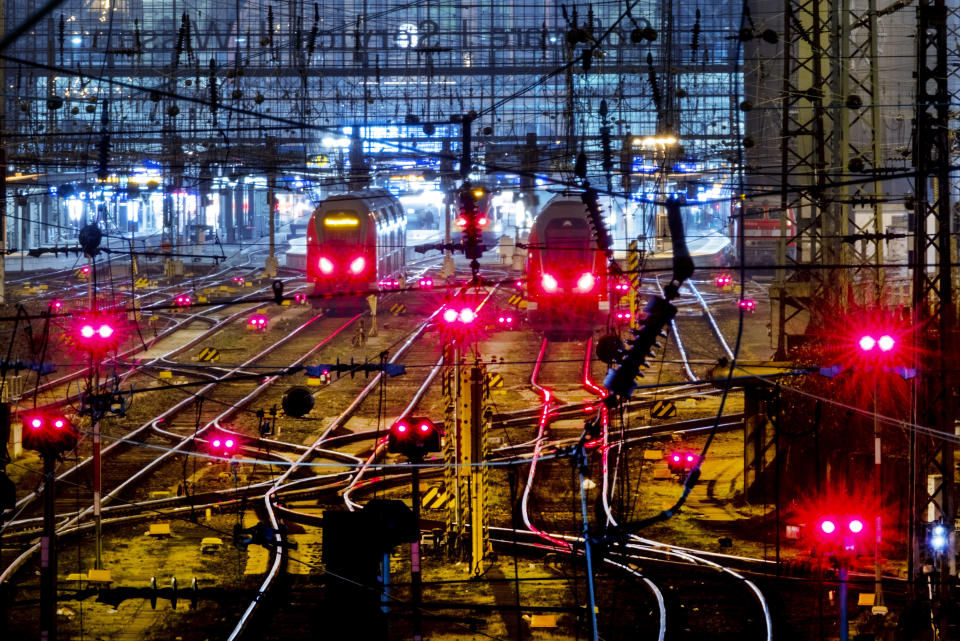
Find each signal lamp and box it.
[81,266,91,275]
[248,315,268,330]
[442,308,459,324]
[282,386,315,417]
[22,411,79,455]
[419,278,434,289]
[848,519,864,534]
[294,293,306,304]
[232,276,245,284]
[319,257,334,275]
[388,417,441,460]
[51,300,63,312]
[931,524,948,551]
[615,311,631,321]
[666,450,696,476]
[820,519,836,535]
[738,299,755,312]
[76,315,119,352]
[209,432,240,458]
[877,335,895,352]
[174,294,192,307]
[541,273,558,293]
[459,308,476,324]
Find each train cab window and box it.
[321,211,362,244]
[543,218,592,272]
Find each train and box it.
[306,189,406,309]
[525,195,609,336]
[729,199,796,269]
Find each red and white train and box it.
[525,195,609,336]
[306,189,406,309]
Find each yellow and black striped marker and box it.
[650,400,677,419]
[390,302,406,316]
[421,486,454,511]
[486,372,505,395]
[197,347,220,362]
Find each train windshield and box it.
[321,211,362,245]
[542,218,592,272]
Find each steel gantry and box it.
[909,0,956,596]
[767,0,914,356]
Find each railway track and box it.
[0,309,361,583]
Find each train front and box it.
[306,206,376,306]
[526,209,608,336]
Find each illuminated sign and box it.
[324,216,359,227]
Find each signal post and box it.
[441,345,492,575]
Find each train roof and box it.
[315,189,403,223]
[532,195,590,232]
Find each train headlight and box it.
[541,273,558,293]
[349,257,366,274]
[319,257,334,275]
[576,272,596,292]
[477,216,488,227]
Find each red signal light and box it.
[388,417,440,459]
[209,432,240,458]
[75,315,120,352]
[248,315,268,330]
[848,519,864,534]
[81,266,91,275]
[878,335,895,352]
[442,308,459,323]
[672,455,680,462]
[459,308,476,324]
[22,411,78,454]
[51,300,63,312]
[820,519,836,534]
[419,278,434,289]
[738,299,755,312]
[174,294,192,307]
[858,335,876,351]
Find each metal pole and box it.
[411,462,423,641]
[838,566,849,641]
[873,376,885,613]
[380,552,390,615]
[40,453,57,641]
[87,257,102,570]
[578,467,599,641]
[0,0,5,307]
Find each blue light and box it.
[931,524,948,551]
